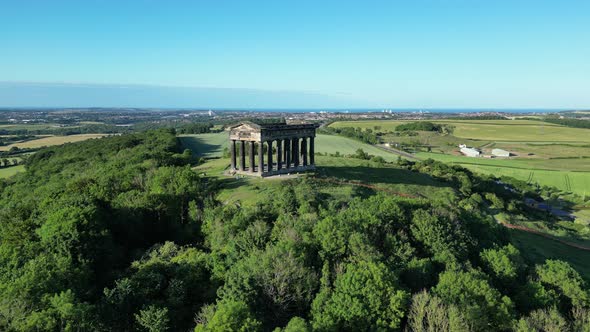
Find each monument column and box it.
[276,139,282,171]
[267,140,273,172]
[285,139,291,169]
[301,137,308,166]
[309,136,315,165]
[240,141,246,171]
[258,141,264,175]
[293,137,299,167]
[249,141,255,173]
[230,140,236,170]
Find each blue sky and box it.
[1,0,589,108]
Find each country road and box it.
[373,144,422,160]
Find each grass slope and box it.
[179,132,402,162]
[194,155,456,207]
[510,229,590,281]
[178,133,229,158]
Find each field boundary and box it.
[503,223,590,251]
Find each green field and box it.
[0,165,25,178]
[415,152,590,195]
[315,135,400,161]
[179,132,402,162]
[330,119,590,142]
[510,229,590,280]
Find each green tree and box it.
[278,317,311,332]
[311,261,409,331]
[515,306,568,332]
[135,305,170,332]
[410,209,471,264]
[480,244,525,289]
[194,300,261,332]
[406,290,470,332]
[535,260,589,308]
[434,269,514,331]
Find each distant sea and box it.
[224,108,567,114]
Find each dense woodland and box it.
[1,130,590,331]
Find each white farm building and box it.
[460,147,481,157]
[492,148,511,157]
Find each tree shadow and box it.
[180,136,225,158]
[318,165,450,188]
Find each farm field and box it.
[330,119,590,195]
[0,134,108,151]
[330,119,590,142]
[0,165,25,178]
[0,124,60,130]
[179,132,401,162]
[416,152,590,195]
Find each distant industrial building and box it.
[492,148,511,157]
[460,147,481,157]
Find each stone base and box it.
[228,165,316,177]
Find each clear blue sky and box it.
[1,0,589,108]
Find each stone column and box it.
[301,137,308,166]
[240,141,246,171]
[258,141,264,175]
[285,139,291,169]
[230,140,236,170]
[292,138,299,167]
[267,140,273,172]
[284,140,289,165]
[249,141,255,172]
[276,139,282,171]
[309,136,315,165]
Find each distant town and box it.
[1,108,587,128]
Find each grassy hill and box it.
[193,155,456,207]
[179,132,402,162]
